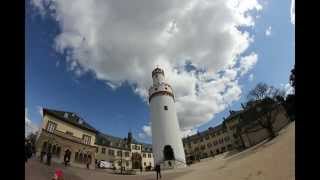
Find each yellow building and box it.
[95,132,154,170]
[35,108,154,170]
[36,108,98,169]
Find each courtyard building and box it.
[35,108,98,169]
[183,98,291,165]
[36,108,154,170]
[95,132,154,170]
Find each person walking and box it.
[86,156,91,169]
[40,149,45,163]
[25,141,28,163]
[155,164,161,180]
[46,150,52,166]
[140,165,143,175]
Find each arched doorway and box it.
[163,145,175,161]
[131,153,142,169]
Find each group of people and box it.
[25,139,35,163]
[40,148,53,166]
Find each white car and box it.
[98,160,112,169]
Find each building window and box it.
[108,149,114,156]
[117,151,122,157]
[207,143,212,148]
[143,153,146,158]
[102,148,106,154]
[148,154,151,158]
[126,161,129,167]
[205,135,209,140]
[164,106,168,110]
[200,138,203,142]
[82,135,91,145]
[144,162,147,166]
[96,147,99,153]
[125,151,130,157]
[221,147,226,152]
[66,131,73,136]
[47,121,57,133]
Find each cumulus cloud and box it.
[281,83,294,96]
[290,0,295,25]
[37,106,43,116]
[31,0,262,134]
[181,129,197,138]
[238,52,258,76]
[265,26,272,36]
[25,108,39,137]
[248,74,254,81]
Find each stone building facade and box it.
[182,124,233,164]
[36,108,154,170]
[182,99,291,164]
[35,108,98,169]
[95,132,154,170]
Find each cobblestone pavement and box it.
[25,158,188,180]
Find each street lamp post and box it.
[120,151,123,174]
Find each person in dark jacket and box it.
[27,141,33,159]
[155,164,161,180]
[46,150,52,166]
[25,141,28,163]
[40,149,46,162]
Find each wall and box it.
[150,95,186,165]
[42,114,96,146]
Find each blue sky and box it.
[26,0,294,143]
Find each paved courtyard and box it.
[25,158,188,180]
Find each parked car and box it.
[98,160,112,169]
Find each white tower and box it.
[149,67,186,168]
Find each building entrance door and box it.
[131,153,142,169]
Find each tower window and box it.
[164,106,168,110]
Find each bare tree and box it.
[247,83,269,101]
[242,98,280,140]
[247,83,286,103]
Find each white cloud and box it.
[181,129,197,138]
[290,0,295,25]
[265,26,272,36]
[239,52,258,76]
[37,106,43,117]
[142,125,152,137]
[31,0,262,133]
[281,83,294,96]
[248,74,254,81]
[25,108,39,137]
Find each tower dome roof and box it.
[152,67,164,77]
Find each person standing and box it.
[52,169,64,180]
[155,164,161,180]
[40,149,45,163]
